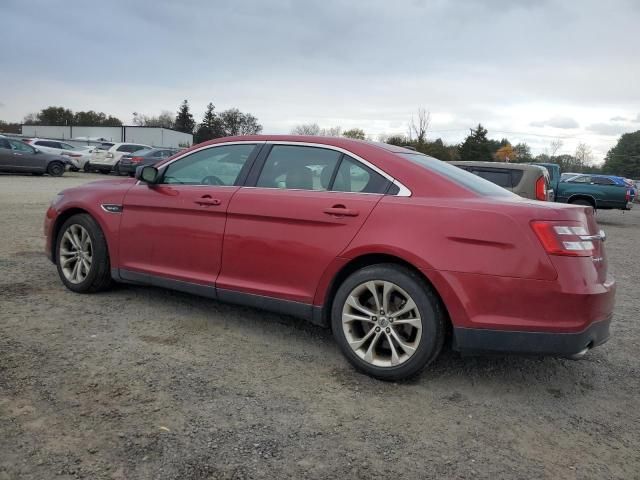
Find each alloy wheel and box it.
[342,280,422,367]
[59,224,93,284]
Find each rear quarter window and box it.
[400,154,516,197]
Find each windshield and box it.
[398,153,516,197]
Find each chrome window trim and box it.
[138,140,412,196]
[265,141,411,196]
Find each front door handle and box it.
[195,196,221,206]
[323,205,359,217]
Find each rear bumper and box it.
[118,163,137,174]
[453,316,611,357]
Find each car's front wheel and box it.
[55,214,112,293]
[47,162,65,177]
[331,264,445,381]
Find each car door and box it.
[0,138,14,171]
[7,140,45,172]
[118,142,262,287]
[592,176,622,208]
[217,143,391,304]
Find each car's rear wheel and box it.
[56,214,112,293]
[113,163,121,176]
[83,162,91,172]
[331,264,445,381]
[47,162,65,177]
[570,199,593,207]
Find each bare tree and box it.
[132,111,174,128]
[291,123,321,135]
[574,142,593,167]
[323,126,342,137]
[409,108,431,145]
[548,139,563,157]
[291,123,342,136]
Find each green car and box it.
[556,174,634,210]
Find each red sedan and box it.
[44,136,615,380]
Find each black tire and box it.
[569,198,596,213]
[55,214,112,293]
[113,163,120,176]
[70,167,79,172]
[331,263,445,381]
[570,199,593,207]
[47,162,65,177]
[83,162,91,173]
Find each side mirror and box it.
[34,148,41,154]
[136,165,159,184]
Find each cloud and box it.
[530,116,579,129]
[0,0,638,163]
[610,116,628,121]
[586,123,637,136]
[635,113,640,123]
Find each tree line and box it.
[289,111,640,178]
[3,104,639,177]
[8,100,263,142]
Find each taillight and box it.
[535,176,547,201]
[626,189,631,202]
[131,156,143,163]
[106,152,114,159]
[62,153,82,158]
[531,221,596,257]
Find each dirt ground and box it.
[0,172,638,480]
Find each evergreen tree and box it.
[602,130,640,178]
[194,102,224,143]
[459,124,493,162]
[174,100,195,134]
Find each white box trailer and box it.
[21,125,192,148]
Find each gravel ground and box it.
[1,172,639,480]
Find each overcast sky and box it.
[1,0,639,161]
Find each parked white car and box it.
[26,138,94,171]
[88,142,151,174]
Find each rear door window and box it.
[256,145,341,191]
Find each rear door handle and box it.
[323,205,359,217]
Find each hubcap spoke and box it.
[366,281,381,311]
[382,281,392,314]
[346,295,376,317]
[393,298,417,318]
[391,317,421,328]
[348,326,376,350]
[389,327,417,354]
[343,312,376,324]
[385,332,401,366]
[363,330,383,363]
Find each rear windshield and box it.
[398,153,516,197]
